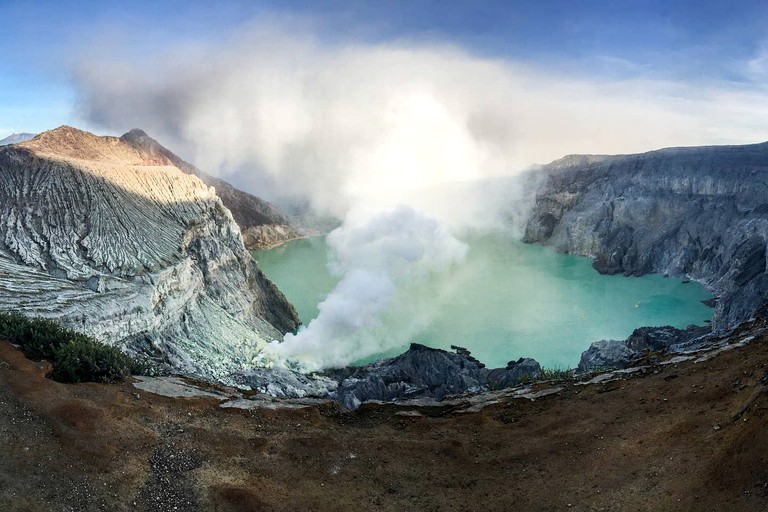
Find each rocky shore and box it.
[230,344,542,409]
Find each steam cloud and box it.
[71,19,768,370]
[262,205,467,371]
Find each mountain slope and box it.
[0,132,35,146]
[0,126,299,380]
[524,140,768,329]
[119,129,302,249]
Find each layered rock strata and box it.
[0,126,299,380]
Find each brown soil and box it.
[2,325,768,512]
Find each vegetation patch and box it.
[0,310,138,383]
[539,367,574,381]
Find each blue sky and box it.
[1,0,767,137]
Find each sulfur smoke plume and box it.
[262,205,467,371]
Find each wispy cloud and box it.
[73,19,768,216]
[747,44,768,79]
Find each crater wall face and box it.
[0,127,299,380]
[524,142,768,329]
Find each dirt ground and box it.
[2,324,768,512]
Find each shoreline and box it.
[249,234,312,252]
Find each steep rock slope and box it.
[524,142,768,329]
[120,129,302,249]
[0,126,299,379]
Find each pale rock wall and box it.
[0,127,299,380]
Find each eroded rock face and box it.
[524,142,768,330]
[120,129,302,250]
[0,126,299,380]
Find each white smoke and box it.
[71,19,768,370]
[262,205,467,371]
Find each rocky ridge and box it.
[5,325,768,512]
[0,126,299,380]
[119,129,302,250]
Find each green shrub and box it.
[0,310,135,383]
[540,367,573,381]
[51,337,133,383]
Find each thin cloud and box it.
[73,20,768,216]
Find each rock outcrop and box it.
[0,126,299,380]
[319,344,542,410]
[524,141,768,330]
[119,129,302,250]
[228,344,543,409]
[577,325,711,372]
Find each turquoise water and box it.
[253,234,713,369]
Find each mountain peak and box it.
[33,125,96,140]
[11,125,180,168]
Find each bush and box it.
[51,337,134,383]
[540,367,573,381]
[0,310,135,383]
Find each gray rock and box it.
[485,357,543,387]
[327,343,488,409]
[323,343,542,409]
[229,367,337,398]
[577,325,711,372]
[132,376,232,400]
[523,140,768,330]
[577,339,638,372]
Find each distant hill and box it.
[0,133,35,146]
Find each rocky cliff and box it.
[119,129,302,250]
[524,141,768,330]
[0,126,299,380]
